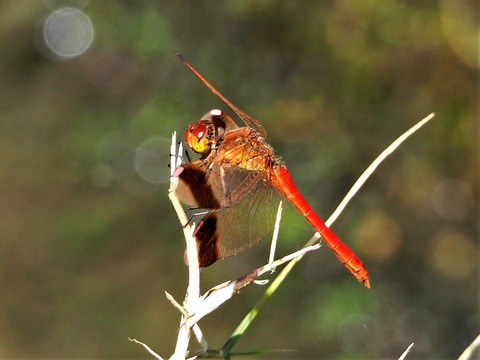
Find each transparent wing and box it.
[216,175,279,259]
[192,172,280,266]
[173,161,264,210]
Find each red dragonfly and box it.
[173,54,370,288]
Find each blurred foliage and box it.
[0,0,477,358]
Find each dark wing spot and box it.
[176,163,221,209]
[193,213,219,267]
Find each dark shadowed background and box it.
[0,1,477,358]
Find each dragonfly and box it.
[173,54,370,288]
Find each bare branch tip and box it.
[129,338,164,360]
[398,342,414,360]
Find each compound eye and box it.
[184,120,212,155]
[189,122,208,140]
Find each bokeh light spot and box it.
[395,309,437,354]
[117,151,157,196]
[430,229,477,279]
[355,211,402,263]
[43,7,94,59]
[431,179,473,221]
[338,313,378,355]
[439,0,479,69]
[135,137,171,184]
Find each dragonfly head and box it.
[185,120,215,155]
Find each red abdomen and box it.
[272,165,370,288]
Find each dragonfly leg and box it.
[183,147,192,163]
[182,208,211,228]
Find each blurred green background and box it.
[0,0,477,358]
